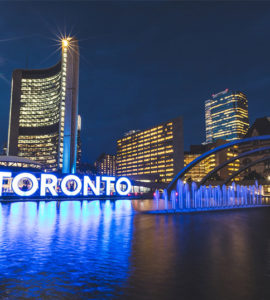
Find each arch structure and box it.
[167,135,270,191]
[199,146,270,185]
[224,156,270,184]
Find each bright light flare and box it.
[62,39,69,47]
[56,35,78,56]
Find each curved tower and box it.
[7,37,79,173]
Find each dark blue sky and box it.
[0,1,270,163]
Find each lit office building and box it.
[205,89,249,143]
[95,154,116,176]
[116,117,184,183]
[184,142,240,183]
[184,153,206,182]
[184,145,208,182]
[7,37,79,173]
[238,117,270,181]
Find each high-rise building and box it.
[76,115,82,168]
[7,37,79,173]
[116,117,184,183]
[205,89,249,143]
[94,154,116,176]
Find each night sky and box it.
[0,1,270,163]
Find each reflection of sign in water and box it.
[0,172,132,197]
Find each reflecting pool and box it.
[0,200,269,299]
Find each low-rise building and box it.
[184,141,239,183]
[116,117,184,184]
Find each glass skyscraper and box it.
[7,37,79,173]
[205,89,249,143]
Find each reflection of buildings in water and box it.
[124,211,266,299]
[0,200,134,296]
[132,199,157,212]
[206,212,266,299]
[125,212,180,299]
[0,201,269,298]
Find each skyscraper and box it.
[7,37,79,173]
[76,115,82,169]
[205,89,249,143]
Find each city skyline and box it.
[0,3,270,299]
[1,2,270,163]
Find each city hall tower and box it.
[7,37,79,173]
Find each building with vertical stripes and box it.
[7,37,79,173]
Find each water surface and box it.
[0,200,269,299]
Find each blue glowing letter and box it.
[61,175,82,196]
[101,176,115,195]
[83,176,100,196]
[40,174,58,196]
[12,172,39,197]
[116,177,132,196]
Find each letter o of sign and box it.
[115,177,132,196]
[12,173,39,196]
[61,175,82,196]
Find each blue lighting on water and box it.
[0,200,134,298]
[0,199,269,299]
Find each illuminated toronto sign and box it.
[0,172,132,197]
